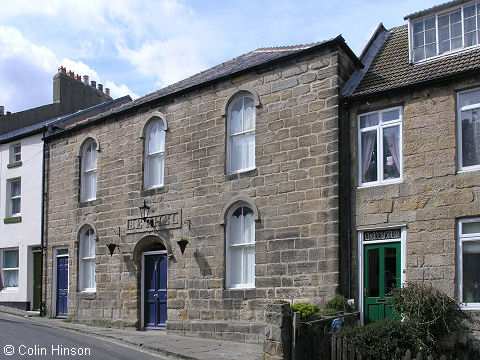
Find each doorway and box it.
[358,227,406,324]
[142,250,167,329]
[55,251,68,318]
[32,247,42,311]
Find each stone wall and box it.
[44,45,354,342]
[348,75,480,341]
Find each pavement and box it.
[0,306,263,360]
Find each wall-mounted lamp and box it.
[177,236,189,255]
[106,243,120,256]
[139,200,155,227]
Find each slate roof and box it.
[350,25,480,97]
[46,36,361,137]
[0,96,132,143]
[404,0,465,20]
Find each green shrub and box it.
[291,302,320,320]
[338,319,417,357]
[322,295,353,315]
[390,282,470,354]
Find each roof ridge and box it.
[253,42,322,52]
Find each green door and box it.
[364,242,401,323]
[32,250,42,311]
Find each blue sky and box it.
[0,0,441,113]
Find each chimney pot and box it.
[67,70,74,77]
[83,75,89,84]
[91,80,96,89]
[76,75,81,81]
[105,88,110,97]
[0,106,4,115]
[98,83,103,92]
[6,111,11,115]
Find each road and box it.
[0,312,176,360]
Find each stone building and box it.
[343,0,480,342]
[43,37,362,342]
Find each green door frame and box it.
[358,227,406,325]
[364,242,401,323]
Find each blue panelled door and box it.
[56,256,68,318]
[144,253,167,329]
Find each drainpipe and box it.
[40,128,47,316]
[345,105,352,299]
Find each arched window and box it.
[144,120,165,189]
[226,205,255,288]
[227,95,255,174]
[79,227,96,292]
[81,139,98,202]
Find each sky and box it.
[0,0,442,114]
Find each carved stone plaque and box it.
[126,209,182,234]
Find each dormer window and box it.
[410,2,480,63]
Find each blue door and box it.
[56,256,68,318]
[144,253,167,329]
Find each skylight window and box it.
[410,2,480,62]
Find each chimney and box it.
[105,88,110,97]
[83,75,89,85]
[91,80,96,89]
[76,75,81,81]
[67,70,75,77]
[6,111,11,115]
[98,83,103,92]
[0,106,4,115]
[58,66,66,74]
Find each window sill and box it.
[4,216,22,224]
[78,199,97,208]
[457,167,480,174]
[226,168,257,181]
[141,186,167,197]
[0,288,19,292]
[460,304,480,311]
[7,161,22,169]
[357,179,403,189]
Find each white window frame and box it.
[79,228,96,292]
[457,218,480,310]
[1,248,19,290]
[409,2,480,63]
[457,88,480,172]
[9,143,21,164]
[226,205,255,289]
[6,178,21,217]
[358,106,403,187]
[80,140,98,202]
[144,119,166,190]
[227,95,256,175]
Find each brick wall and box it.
[45,46,354,342]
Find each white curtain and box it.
[384,126,400,176]
[361,131,376,183]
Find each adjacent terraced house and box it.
[343,0,480,345]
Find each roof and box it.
[46,36,361,137]
[0,96,132,144]
[404,0,466,20]
[349,25,480,98]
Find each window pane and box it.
[11,198,21,215]
[11,181,20,197]
[230,100,243,134]
[439,26,450,42]
[3,250,18,268]
[450,10,461,24]
[462,222,480,234]
[147,154,161,187]
[465,4,476,18]
[245,133,255,169]
[230,247,242,286]
[414,47,425,62]
[244,246,255,286]
[439,40,450,53]
[465,17,476,33]
[384,247,397,296]
[361,131,377,183]
[451,36,462,50]
[382,109,400,122]
[383,126,401,180]
[451,22,462,38]
[425,29,436,44]
[360,113,378,128]
[425,16,436,30]
[413,33,424,47]
[461,108,480,167]
[465,32,477,47]
[460,89,480,107]
[3,270,18,287]
[413,20,424,33]
[231,135,243,172]
[243,98,255,131]
[463,241,480,303]
[148,122,164,153]
[425,43,437,58]
[243,207,255,244]
[83,259,95,289]
[229,210,242,245]
[438,14,449,28]
[367,248,380,298]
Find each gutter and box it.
[40,128,46,316]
